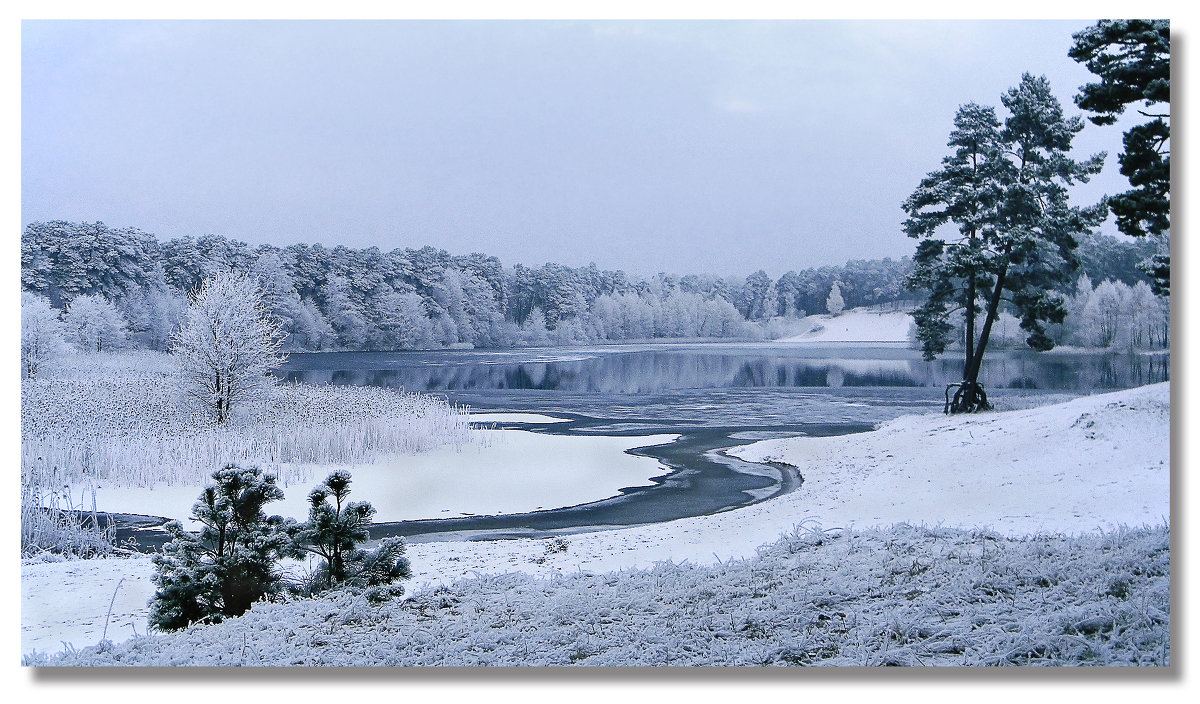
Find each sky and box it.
[21,19,1147,278]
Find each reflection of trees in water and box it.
[283,350,1168,394]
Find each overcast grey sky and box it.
[22,20,1140,277]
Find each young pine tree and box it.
[291,471,411,602]
[826,281,845,316]
[149,465,295,631]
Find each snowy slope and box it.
[729,382,1170,535]
[777,308,913,343]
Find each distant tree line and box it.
[20,220,1156,353]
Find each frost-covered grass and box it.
[20,475,115,559]
[26,523,1169,667]
[21,352,473,489]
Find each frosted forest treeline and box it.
[22,220,1159,352]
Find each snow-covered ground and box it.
[21,383,1170,659]
[777,308,913,343]
[71,428,676,524]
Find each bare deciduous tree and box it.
[21,292,65,379]
[171,272,286,424]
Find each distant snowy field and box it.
[23,384,1171,661]
[777,308,913,343]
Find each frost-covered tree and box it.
[291,299,337,350]
[63,294,129,353]
[320,275,369,348]
[289,471,411,600]
[375,290,436,349]
[253,251,310,349]
[171,272,286,424]
[521,307,552,346]
[119,269,186,351]
[826,282,845,316]
[1127,280,1168,348]
[739,270,773,320]
[21,292,65,379]
[903,74,1106,412]
[149,465,295,631]
[1081,279,1125,347]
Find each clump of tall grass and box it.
[21,472,114,559]
[22,352,475,490]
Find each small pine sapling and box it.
[149,465,295,631]
[291,470,411,602]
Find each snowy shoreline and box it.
[22,383,1171,658]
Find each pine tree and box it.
[825,282,845,316]
[1070,20,1170,295]
[903,74,1106,412]
[149,465,295,631]
[290,471,411,601]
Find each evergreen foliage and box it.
[149,467,412,632]
[1069,20,1170,294]
[290,471,411,602]
[149,465,295,631]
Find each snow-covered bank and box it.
[468,412,571,424]
[74,428,676,524]
[22,555,157,657]
[28,525,1171,666]
[777,308,913,343]
[729,382,1170,536]
[402,383,1169,593]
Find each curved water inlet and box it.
[105,415,869,550]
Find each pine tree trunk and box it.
[948,259,1007,414]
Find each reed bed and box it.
[22,352,475,491]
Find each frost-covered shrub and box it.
[149,465,295,631]
[289,471,410,600]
